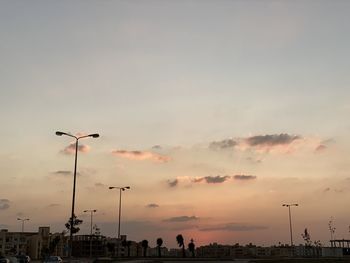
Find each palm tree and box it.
[156,238,163,257]
[188,238,195,257]
[176,234,186,258]
[141,240,149,257]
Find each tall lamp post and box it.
[56,131,99,259]
[17,218,30,232]
[282,203,299,248]
[84,209,97,258]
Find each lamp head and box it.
[109,187,115,189]
[89,133,100,138]
[56,131,64,136]
[125,186,130,189]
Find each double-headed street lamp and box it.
[84,209,97,258]
[109,186,130,239]
[282,203,299,247]
[56,131,99,258]
[17,218,29,232]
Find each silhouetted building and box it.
[0,227,68,260]
[71,235,106,257]
[0,229,36,256]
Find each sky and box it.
[1,0,350,248]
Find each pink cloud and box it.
[61,143,90,155]
[111,150,171,163]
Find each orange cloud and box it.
[111,150,171,163]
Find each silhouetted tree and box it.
[176,234,186,258]
[188,238,195,257]
[141,240,148,257]
[328,217,336,240]
[65,214,83,234]
[301,228,312,247]
[156,238,163,257]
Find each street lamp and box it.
[282,203,299,247]
[109,186,130,239]
[84,209,97,258]
[56,131,99,258]
[17,218,29,232]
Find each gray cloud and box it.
[0,199,10,210]
[315,144,327,153]
[47,203,60,208]
[209,139,237,150]
[234,175,257,180]
[245,134,300,147]
[167,179,178,188]
[200,223,268,232]
[146,203,159,208]
[152,145,162,150]
[51,170,82,177]
[95,182,106,187]
[163,216,199,222]
[193,175,231,184]
[52,170,71,176]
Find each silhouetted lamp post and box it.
[84,209,97,258]
[282,203,299,247]
[17,218,29,232]
[109,186,130,239]
[56,131,99,258]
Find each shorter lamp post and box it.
[282,203,298,256]
[17,218,29,232]
[84,209,97,258]
[17,218,29,255]
[109,186,130,257]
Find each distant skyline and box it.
[1,0,350,248]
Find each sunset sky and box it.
[1,0,350,248]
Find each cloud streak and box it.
[112,150,170,163]
[200,223,268,232]
[163,216,199,222]
[193,175,231,184]
[146,203,159,208]
[234,174,257,180]
[245,134,301,147]
[210,133,303,154]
